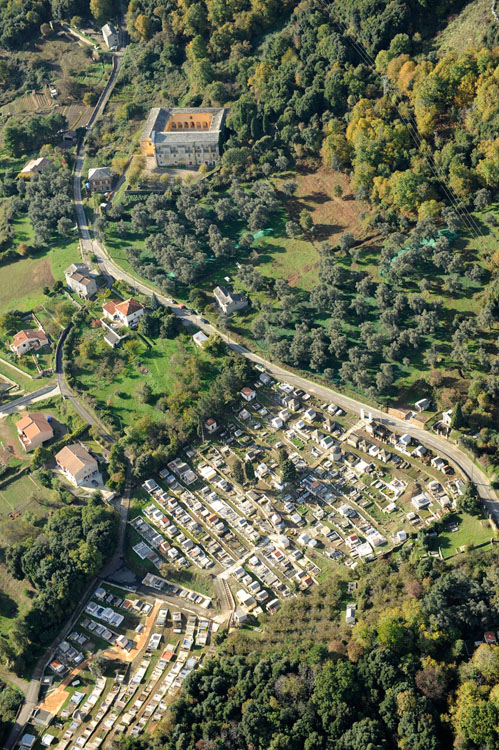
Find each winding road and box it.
[66,8,495,525]
[66,22,497,523]
[4,18,496,749]
[91,242,499,521]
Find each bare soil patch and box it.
[285,165,369,243]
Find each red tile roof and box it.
[116,298,143,316]
[12,329,48,347]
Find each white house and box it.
[241,387,256,402]
[55,444,101,487]
[442,409,453,427]
[346,605,356,625]
[193,330,209,347]
[205,418,218,433]
[431,456,448,471]
[271,417,283,430]
[256,463,269,478]
[304,408,317,423]
[101,23,119,49]
[102,298,144,328]
[11,328,48,356]
[213,286,248,315]
[415,398,431,412]
[65,263,97,299]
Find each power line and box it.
[321,6,484,238]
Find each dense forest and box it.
[0,495,117,675]
[111,550,499,750]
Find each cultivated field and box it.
[0,240,79,316]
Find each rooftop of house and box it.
[16,413,52,439]
[103,298,143,317]
[214,285,247,303]
[102,23,116,35]
[193,330,209,344]
[20,157,51,174]
[88,167,111,180]
[56,443,96,476]
[12,329,48,347]
[66,263,95,285]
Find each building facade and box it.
[101,23,118,49]
[16,413,53,452]
[55,444,100,486]
[102,298,144,327]
[87,167,111,193]
[213,286,248,315]
[140,107,226,168]
[11,329,49,355]
[65,263,98,299]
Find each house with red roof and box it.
[16,413,53,452]
[102,297,144,328]
[10,329,49,356]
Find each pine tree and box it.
[244,460,255,483]
[233,459,244,485]
[250,117,262,141]
[450,402,464,430]
[150,292,160,310]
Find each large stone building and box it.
[140,107,226,168]
[213,286,248,315]
[65,263,98,299]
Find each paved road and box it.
[0,384,60,416]
[91,243,499,521]
[5,41,127,750]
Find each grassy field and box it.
[0,562,35,639]
[0,474,59,519]
[430,513,495,558]
[435,0,493,52]
[75,317,212,428]
[0,239,80,316]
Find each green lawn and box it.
[430,513,495,558]
[75,325,213,429]
[0,361,37,392]
[0,238,80,316]
[0,562,35,640]
[0,474,59,518]
[256,234,320,291]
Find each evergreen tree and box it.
[450,402,464,430]
[250,117,262,141]
[245,460,255,483]
[233,458,244,485]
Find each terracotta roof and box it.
[103,298,143,318]
[102,301,117,315]
[55,444,97,477]
[16,413,53,440]
[12,329,48,347]
[115,298,143,316]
